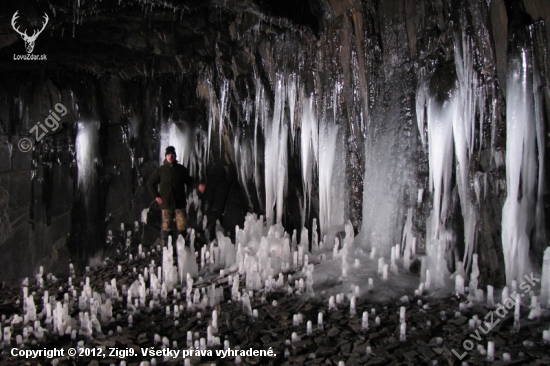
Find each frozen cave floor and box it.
[0,233,549,366]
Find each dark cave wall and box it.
[0,72,205,278]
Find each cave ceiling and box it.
[0,0,320,78]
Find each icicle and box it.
[300,96,318,225]
[287,73,298,146]
[76,121,100,194]
[453,33,480,271]
[265,75,288,225]
[218,79,229,153]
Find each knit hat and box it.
[165,146,176,156]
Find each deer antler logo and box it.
[11,11,49,54]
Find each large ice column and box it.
[252,76,269,212]
[359,130,411,257]
[417,33,489,284]
[426,97,454,238]
[501,50,538,285]
[76,121,100,194]
[300,96,318,226]
[452,34,480,272]
[420,93,455,288]
[264,75,288,225]
[330,126,347,232]
[318,119,339,237]
[532,53,547,253]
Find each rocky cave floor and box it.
[0,230,549,366]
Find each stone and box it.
[417,345,436,360]
[366,357,386,365]
[403,350,418,361]
[339,342,351,353]
[315,346,337,357]
[327,327,340,337]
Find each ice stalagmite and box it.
[162,239,178,292]
[216,231,236,270]
[401,208,414,272]
[176,235,198,284]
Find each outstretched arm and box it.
[182,167,205,193]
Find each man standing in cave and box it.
[147,146,206,250]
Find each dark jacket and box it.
[147,160,198,210]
